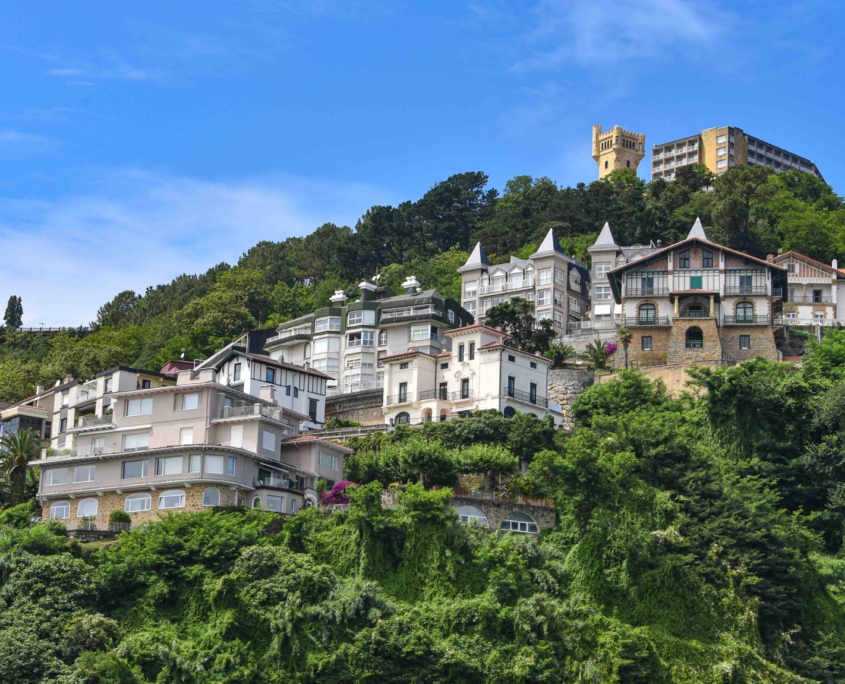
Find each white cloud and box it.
[513,0,727,71]
[0,130,59,158]
[0,170,397,327]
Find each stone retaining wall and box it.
[325,389,385,426]
[547,368,595,429]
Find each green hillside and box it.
[1,164,844,403]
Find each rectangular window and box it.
[440,362,449,370]
[45,468,68,486]
[409,325,432,341]
[227,457,236,476]
[398,382,408,403]
[595,286,612,301]
[92,438,105,455]
[702,250,714,268]
[468,342,475,360]
[233,363,241,381]
[529,382,537,404]
[104,377,113,393]
[538,311,552,321]
[538,269,552,285]
[717,147,727,157]
[554,290,563,307]
[62,391,69,407]
[204,455,224,474]
[309,398,318,422]
[266,367,276,384]
[716,134,727,144]
[458,344,465,362]
[464,281,477,298]
[554,312,563,327]
[320,451,339,470]
[678,251,690,269]
[439,382,448,399]
[596,263,612,279]
[123,433,150,451]
[787,263,797,274]
[122,460,148,479]
[508,355,515,362]
[73,465,95,483]
[716,160,727,169]
[159,492,185,509]
[740,335,751,350]
[465,301,476,315]
[156,456,183,476]
[530,361,537,369]
[461,378,470,399]
[347,311,364,326]
[642,336,653,351]
[182,393,199,410]
[507,376,515,396]
[315,316,341,332]
[126,398,153,416]
[230,425,243,449]
[179,428,194,445]
[266,495,284,512]
[59,417,67,433]
[262,431,276,452]
[189,454,201,473]
[689,275,703,289]
[141,379,151,389]
[537,289,551,306]
[448,310,455,323]
[293,387,299,398]
[555,269,564,285]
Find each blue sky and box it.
[0,0,841,325]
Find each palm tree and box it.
[0,429,41,506]
[617,327,633,370]
[544,342,576,368]
[585,339,609,370]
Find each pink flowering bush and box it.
[321,481,360,506]
[605,342,618,355]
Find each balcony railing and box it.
[346,338,375,348]
[380,307,442,321]
[679,309,710,318]
[623,317,670,326]
[724,285,768,295]
[219,404,292,427]
[451,389,475,402]
[722,315,770,325]
[625,287,669,296]
[254,475,303,491]
[790,295,834,304]
[418,389,448,401]
[772,288,783,298]
[775,317,840,327]
[73,414,114,429]
[386,392,413,406]
[266,330,312,345]
[505,387,548,409]
[566,318,620,335]
[479,279,534,295]
[685,340,704,348]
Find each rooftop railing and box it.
[379,307,442,321]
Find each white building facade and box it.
[773,251,845,326]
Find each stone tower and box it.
[592,124,646,179]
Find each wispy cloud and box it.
[0,130,59,158]
[45,53,165,82]
[0,169,397,326]
[513,0,728,72]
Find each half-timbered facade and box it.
[773,251,845,326]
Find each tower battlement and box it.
[592,124,646,179]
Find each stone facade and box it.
[547,369,594,429]
[620,327,671,369]
[451,495,557,532]
[592,124,646,179]
[721,326,779,362]
[325,389,385,426]
[42,483,240,529]
[667,318,723,363]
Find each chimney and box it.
[259,384,275,403]
[766,254,774,263]
[401,276,421,294]
[329,290,348,306]
[36,384,44,395]
[833,259,839,270]
[656,239,662,247]
[359,280,378,302]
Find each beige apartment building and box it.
[652,126,823,181]
[592,124,646,179]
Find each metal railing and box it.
[685,340,704,348]
[566,319,620,335]
[219,404,292,426]
[723,285,768,295]
[790,295,834,304]
[479,279,534,295]
[379,307,442,321]
[254,475,304,491]
[679,309,710,318]
[623,317,670,326]
[774,317,840,327]
[346,338,375,348]
[722,315,769,325]
[505,387,548,408]
[385,392,413,406]
[266,329,312,344]
[418,389,449,401]
[625,287,669,296]
[451,389,475,402]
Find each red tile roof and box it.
[774,250,842,277]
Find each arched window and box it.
[202,488,220,507]
[686,326,703,348]
[304,343,311,359]
[503,406,516,419]
[457,505,488,527]
[50,501,70,519]
[500,511,538,534]
[304,496,317,508]
[395,412,411,425]
[159,490,185,509]
[423,409,433,423]
[736,302,754,322]
[439,409,448,422]
[638,303,656,323]
[76,498,98,518]
[378,330,388,346]
[252,497,261,509]
[125,493,151,513]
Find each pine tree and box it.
[3,295,22,329]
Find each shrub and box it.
[321,481,360,506]
[108,509,131,525]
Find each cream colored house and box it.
[381,324,560,426]
[773,251,845,326]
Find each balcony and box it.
[790,295,833,304]
[218,404,293,428]
[386,392,413,406]
[254,475,303,491]
[724,285,768,295]
[623,317,670,326]
[73,414,115,430]
[479,279,534,295]
[418,389,448,401]
[722,315,770,325]
[266,331,312,346]
[75,384,98,404]
[451,389,475,402]
[505,387,548,409]
[775,317,840,327]
[626,287,669,297]
[679,309,711,318]
[346,338,375,349]
[379,307,442,322]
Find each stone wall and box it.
[451,495,557,532]
[620,327,671,369]
[597,360,726,397]
[324,389,385,426]
[42,484,239,529]
[547,368,595,429]
[721,326,780,362]
[668,318,723,363]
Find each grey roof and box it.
[621,246,660,262]
[687,217,709,241]
[591,222,617,248]
[377,288,441,305]
[530,228,565,259]
[458,242,491,272]
[488,257,531,273]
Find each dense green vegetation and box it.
[1,164,844,403]
[9,334,845,680]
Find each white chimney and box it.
[833,259,839,270]
[401,276,421,293]
[329,290,348,305]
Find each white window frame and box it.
[204,454,225,475]
[77,498,98,518]
[538,269,552,285]
[123,432,150,452]
[189,454,201,473]
[158,490,186,509]
[179,427,194,446]
[73,465,96,483]
[156,456,183,476]
[262,431,276,452]
[595,286,612,301]
[266,495,284,512]
[203,488,220,507]
[595,263,612,280]
[182,393,199,410]
[125,398,153,417]
[320,451,339,470]
[125,493,151,512]
[537,289,551,306]
[45,468,68,486]
[50,501,70,519]
[122,459,148,479]
[464,281,477,298]
[315,316,341,332]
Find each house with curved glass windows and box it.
[602,218,787,367]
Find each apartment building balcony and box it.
[216,404,294,429]
[505,387,548,409]
[724,285,768,295]
[678,309,712,318]
[625,286,669,297]
[775,317,840,327]
[790,295,834,304]
[385,392,414,406]
[479,279,534,295]
[566,318,620,335]
[253,475,303,492]
[326,380,384,396]
[74,382,98,406]
[346,338,375,349]
[379,306,442,323]
[266,331,312,346]
[623,317,671,327]
[722,315,770,325]
[70,414,116,432]
[415,389,475,403]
